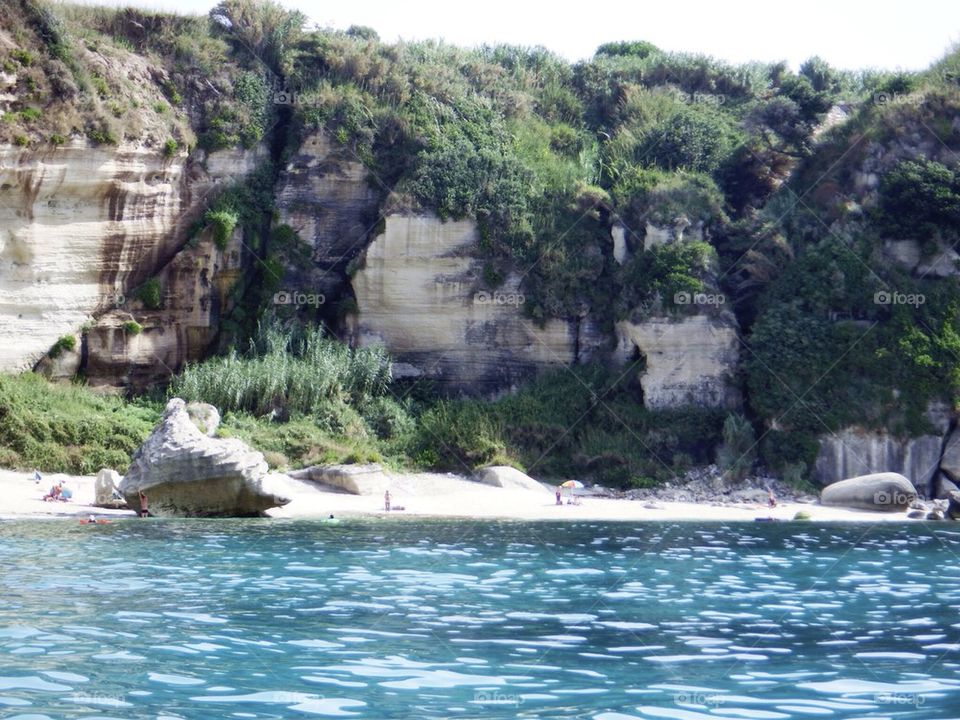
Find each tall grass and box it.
[170,324,392,416]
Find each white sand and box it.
[0,469,133,519]
[267,473,913,523]
[0,468,917,523]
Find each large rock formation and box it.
[813,429,944,495]
[120,398,290,517]
[0,139,264,385]
[814,402,953,494]
[820,472,917,512]
[350,213,606,393]
[615,313,741,409]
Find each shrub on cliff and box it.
[209,0,305,79]
[874,159,960,241]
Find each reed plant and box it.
[170,324,392,417]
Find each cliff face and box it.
[0,139,264,386]
[3,129,743,407]
[275,131,380,304]
[615,313,741,410]
[350,214,607,393]
[814,428,945,495]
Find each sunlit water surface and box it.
[1,519,960,719]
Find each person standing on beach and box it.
[33,469,42,484]
[138,490,149,518]
[384,489,391,512]
[555,487,562,506]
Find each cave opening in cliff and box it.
[628,343,646,406]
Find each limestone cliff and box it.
[350,213,607,393]
[274,131,380,305]
[0,138,265,386]
[615,313,741,409]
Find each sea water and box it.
[1,518,959,719]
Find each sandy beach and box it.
[0,467,922,523]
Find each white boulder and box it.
[119,398,290,516]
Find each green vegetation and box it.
[85,124,117,145]
[10,49,34,66]
[123,320,143,335]
[161,138,178,157]
[172,325,392,417]
[874,159,960,241]
[135,278,163,310]
[171,325,412,468]
[0,373,158,474]
[48,335,76,359]
[410,364,725,483]
[204,208,238,249]
[717,414,756,482]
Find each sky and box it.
[64,0,960,71]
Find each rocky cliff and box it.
[275,131,380,306]
[615,313,741,409]
[0,139,265,388]
[2,128,741,408]
[350,213,607,393]
[814,428,945,496]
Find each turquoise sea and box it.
[1,519,959,719]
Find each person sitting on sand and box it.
[768,489,777,508]
[42,484,61,502]
[138,490,149,518]
[59,482,72,502]
[384,489,391,512]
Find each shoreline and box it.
[0,468,924,524]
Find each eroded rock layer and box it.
[350,213,606,394]
[0,139,263,385]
